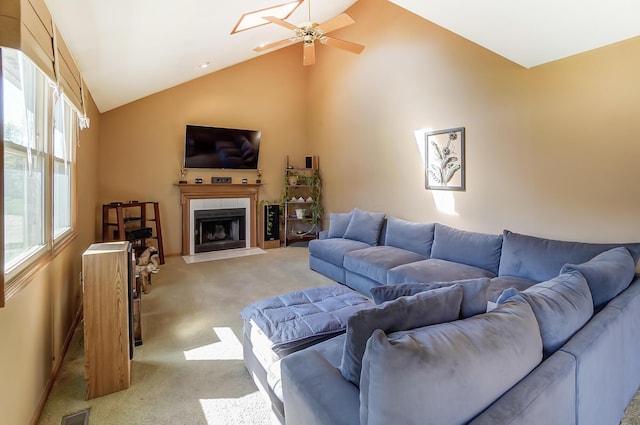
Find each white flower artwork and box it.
[425,127,465,191]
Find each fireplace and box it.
[194,208,246,253]
[177,183,260,255]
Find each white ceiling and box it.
[43,0,640,113]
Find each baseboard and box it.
[29,305,84,425]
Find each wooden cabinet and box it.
[283,156,322,246]
[102,201,165,264]
[82,241,133,399]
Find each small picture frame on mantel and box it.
[425,127,465,191]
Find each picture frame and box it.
[425,127,465,191]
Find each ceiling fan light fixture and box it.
[245,2,365,65]
[231,0,303,34]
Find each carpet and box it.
[36,246,640,424]
[38,246,333,425]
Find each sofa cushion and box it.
[498,270,593,356]
[339,285,463,387]
[370,277,490,318]
[327,211,353,239]
[498,230,640,282]
[487,276,537,303]
[560,247,636,310]
[430,223,503,274]
[240,284,374,357]
[384,216,435,257]
[308,238,370,267]
[343,246,426,285]
[387,258,496,286]
[342,208,386,246]
[359,295,543,425]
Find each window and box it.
[2,48,48,274]
[1,47,78,299]
[53,95,75,239]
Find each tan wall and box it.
[97,0,640,249]
[308,0,640,243]
[0,91,100,425]
[98,48,310,255]
[4,0,640,422]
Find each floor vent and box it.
[61,409,89,425]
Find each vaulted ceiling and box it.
[43,0,640,112]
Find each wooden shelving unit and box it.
[102,201,165,264]
[283,156,322,246]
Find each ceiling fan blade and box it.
[303,42,316,66]
[263,16,300,31]
[316,13,356,34]
[321,36,365,54]
[253,38,297,52]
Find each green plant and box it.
[259,199,278,237]
[306,169,323,226]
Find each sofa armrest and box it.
[282,349,360,425]
[319,230,329,240]
[469,350,576,425]
[559,306,624,425]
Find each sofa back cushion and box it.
[327,211,353,238]
[430,223,503,274]
[498,230,640,282]
[342,208,386,246]
[359,295,542,425]
[498,270,593,357]
[384,216,435,257]
[560,247,636,310]
[339,285,463,387]
[370,277,490,319]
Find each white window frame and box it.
[1,47,78,303]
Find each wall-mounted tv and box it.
[184,124,261,169]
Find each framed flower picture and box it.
[425,127,465,191]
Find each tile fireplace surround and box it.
[177,183,260,255]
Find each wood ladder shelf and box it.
[102,201,165,264]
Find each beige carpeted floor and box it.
[38,246,333,425]
[38,246,640,425]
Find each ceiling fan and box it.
[252,1,365,66]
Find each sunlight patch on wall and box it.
[183,327,243,361]
[414,128,432,164]
[431,191,459,216]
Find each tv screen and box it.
[184,125,261,169]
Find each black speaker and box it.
[263,204,280,241]
[305,156,313,168]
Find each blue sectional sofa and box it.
[309,209,640,302]
[283,208,640,424]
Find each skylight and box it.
[231,0,303,34]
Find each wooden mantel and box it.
[176,183,260,255]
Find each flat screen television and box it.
[184,124,261,169]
